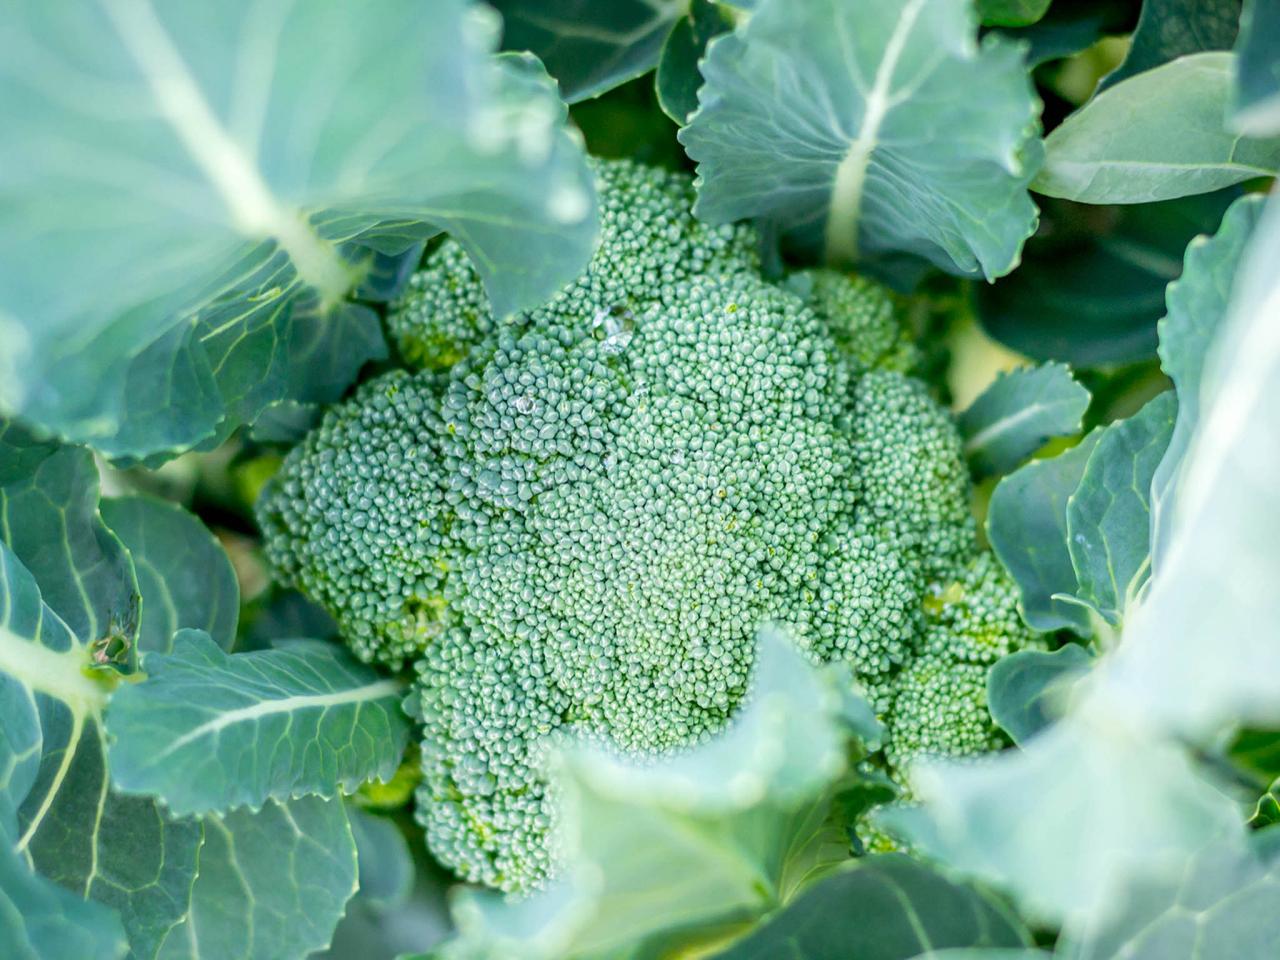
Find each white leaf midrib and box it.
[964,397,1080,459]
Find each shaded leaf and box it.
[155,798,357,960]
[0,422,138,657]
[348,807,415,912]
[987,644,1094,745]
[1066,391,1176,625]
[960,363,1090,477]
[656,0,734,124]
[1231,0,1280,135]
[713,854,1030,960]
[1152,193,1264,565]
[976,190,1240,366]
[1100,0,1242,91]
[977,0,1052,28]
[106,630,408,815]
[0,0,596,458]
[1035,52,1280,203]
[680,0,1042,279]
[993,1,1139,68]
[987,434,1100,634]
[100,496,238,654]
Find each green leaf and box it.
[445,629,862,960]
[1100,0,1242,91]
[1231,0,1280,135]
[959,363,1090,477]
[100,496,239,654]
[713,854,1031,960]
[0,825,128,960]
[0,0,597,458]
[987,434,1100,634]
[1153,193,1264,565]
[993,1,1139,68]
[977,0,1052,28]
[0,676,41,834]
[106,630,408,816]
[348,807,414,912]
[491,0,689,103]
[679,0,1043,279]
[656,0,735,124]
[976,189,1241,367]
[155,798,357,960]
[1058,839,1280,959]
[1035,52,1280,203]
[987,645,1094,746]
[1229,729,1280,783]
[1066,391,1176,625]
[0,422,138,657]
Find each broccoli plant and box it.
[1,1,1279,960]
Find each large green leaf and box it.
[959,363,1089,477]
[1152,193,1264,565]
[154,798,357,960]
[976,188,1240,368]
[987,434,1100,634]
[1100,0,1242,91]
[986,645,1093,746]
[1035,52,1280,203]
[655,0,736,124]
[1231,0,1280,135]
[0,422,138,656]
[445,629,865,960]
[106,631,408,816]
[100,496,238,654]
[713,855,1030,960]
[1066,390,1176,625]
[993,1,1139,68]
[0,824,128,960]
[679,0,1042,279]
[0,0,597,458]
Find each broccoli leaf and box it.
[1099,0,1242,92]
[712,855,1031,960]
[1066,390,1176,626]
[0,422,138,658]
[992,1,1139,68]
[0,824,128,960]
[1035,52,1280,203]
[986,644,1093,746]
[347,808,414,913]
[987,433,1100,634]
[444,629,866,960]
[679,0,1042,279]
[1153,193,1264,567]
[0,0,597,459]
[977,0,1052,28]
[106,631,408,816]
[976,190,1241,367]
[656,0,735,124]
[491,0,689,103]
[153,798,357,960]
[1231,0,1280,135]
[960,363,1090,477]
[99,497,238,654]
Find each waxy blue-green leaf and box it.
[1232,0,1280,135]
[978,0,1052,28]
[446,629,860,960]
[1100,0,1242,91]
[987,644,1094,746]
[987,433,1100,634]
[348,808,414,912]
[976,190,1241,367]
[99,496,238,654]
[1036,52,1280,203]
[1067,391,1176,625]
[680,0,1043,279]
[155,798,357,960]
[0,824,128,960]
[960,363,1090,477]
[0,0,597,458]
[993,1,1139,68]
[492,0,689,103]
[656,0,735,124]
[106,630,408,816]
[0,422,138,656]
[713,854,1031,960]
[1153,193,1264,565]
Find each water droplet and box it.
[514,394,536,414]
[593,304,635,355]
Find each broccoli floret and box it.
[257,159,1035,893]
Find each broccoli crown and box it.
[258,159,1032,893]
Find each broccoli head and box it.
[257,159,1034,892]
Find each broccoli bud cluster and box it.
[258,159,1035,892]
